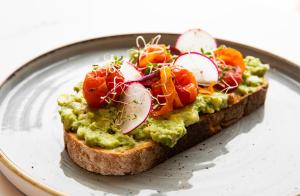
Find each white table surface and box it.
[0,0,299,195]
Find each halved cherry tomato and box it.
[106,71,125,99]
[139,45,171,68]
[83,68,124,108]
[214,47,245,72]
[151,80,165,104]
[217,64,243,89]
[172,67,198,105]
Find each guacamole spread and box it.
[236,56,269,95]
[58,56,268,149]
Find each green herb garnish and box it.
[145,63,158,75]
[112,56,124,67]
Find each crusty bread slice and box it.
[64,83,268,175]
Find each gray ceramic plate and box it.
[1,33,300,196]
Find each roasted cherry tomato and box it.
[83,68,125,108]
[151,79,165,104]
[218,64,243,89]
[214,47,245,72]
[138,45,171,68]
[172,67,198,105]
[106,71,125,98]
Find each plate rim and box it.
[0,32,299,196]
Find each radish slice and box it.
[128,70,159,86]
[174,52,219,86]
[176,29,217,52]
[119,61,142,82]
[118,82,152,134]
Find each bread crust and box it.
[64,84,268,175]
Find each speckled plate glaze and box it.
[1,34,300,196]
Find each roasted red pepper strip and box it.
[151,66,183,116]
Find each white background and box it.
[0,0,299,195]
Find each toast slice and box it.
[64,83,268,175]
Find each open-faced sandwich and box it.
[58,29,269,175]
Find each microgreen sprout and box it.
[219,72,239,94]
[200,48,215,59]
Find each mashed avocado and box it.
[58,90,228,148]
[58,56,268,149]
[131,92,228,147]
[237,56,269,95]
[58,86,136,149]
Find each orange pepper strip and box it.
[139,52,157,68]
[172,77,184,108]
[139,45,170,68]
[151,67,183,116]
[173,93,184,108]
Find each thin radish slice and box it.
[176,29,217,52]
[128,70,159,86]
[174,52,219,86]
[119,61,142,82]
[118,82,152,134]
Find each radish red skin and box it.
[126,71,159,85]
[169,46,182,55]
